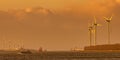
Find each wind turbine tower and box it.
[104,15,113,44]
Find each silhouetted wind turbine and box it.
[88,23,93,46]
[104,15,113,44]
[93,16,100,46]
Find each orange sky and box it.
[0,0,120,50]
[0,0,114,11]
[0,0,72,10]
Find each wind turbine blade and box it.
[97,24,102,26]
[92,29,95,33]
[110,14,113,20]
[104,17,108,20]
[88,23,93,30]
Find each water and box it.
[1,51,120,60]
[0,55,120,60]
[1,58,120,60]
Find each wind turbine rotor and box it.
[104,14,113,22]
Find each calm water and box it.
[1,51,120,60]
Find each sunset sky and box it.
[0,0,120,50]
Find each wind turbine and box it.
[88,23,93,46]
[93,16,100,46]
[104,15,113,44]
